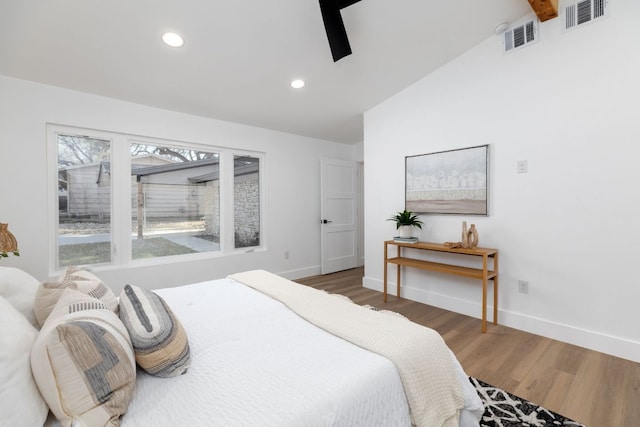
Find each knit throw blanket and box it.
[229,270,464,427]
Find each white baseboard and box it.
[363,276,640,363]
[278,265,321,281]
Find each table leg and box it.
[383,242,388,303]
[482,254,488,333]
[396,245,401,298]
[493,253,499,325]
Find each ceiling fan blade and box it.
[319,0,352,62]
[337,0,361,8]
[318,0,362,62]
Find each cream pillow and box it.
[119,284,191,377]
[34,266,118,327]
[0,266,40,327]
[0,296,49,427]
[31,288,136,427]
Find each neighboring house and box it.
[59,154,259,243]
[129,157,219,220]
[130,158,220,238]
[58,161,113,220]
[59,154,173,218]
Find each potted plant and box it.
[387,210,423,238]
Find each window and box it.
[49,125,263,270]
[234,155,260,248]
[57,134,112,267]
[129,142,220,260]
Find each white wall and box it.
[0,75,357,291]
[363,0,640,362]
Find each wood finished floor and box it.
[295,267,640,427]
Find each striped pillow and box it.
[119,284,190,377]
[31,288,136,426]
[34,266,118,327]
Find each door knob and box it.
[321,219,333,224]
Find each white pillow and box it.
[0,296,49,426]
[0,266,40,327]
[31,288,136,427]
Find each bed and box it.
[0,266,483,427]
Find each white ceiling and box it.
[0,0,532,144]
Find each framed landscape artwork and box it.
[405,145,489,215]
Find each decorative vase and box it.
[468,224,479,248]
[461,221,469,248]
[399,225,413,238]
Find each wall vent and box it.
[562,0,609,31]
[503,18,539,53]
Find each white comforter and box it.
[130,276,414,426]
[46,276,482,426]
[230,270,466,427]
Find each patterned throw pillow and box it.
[34,266,118,327]
[119,284,190,377]
[31,288,136,427]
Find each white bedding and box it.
[231,270,469,427]
[45,276,482,426]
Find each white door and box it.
[321,158,358,274]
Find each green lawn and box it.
[59,237,196,267]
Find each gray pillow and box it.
[118,284,190,377]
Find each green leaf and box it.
[386,210,423,229]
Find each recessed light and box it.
[162,32,184,48]
[291,79,305,89]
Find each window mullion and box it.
[111,136,131,265]
[220,150,235,253]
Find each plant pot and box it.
[399,225,413,238]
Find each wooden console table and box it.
[383,240,499,332]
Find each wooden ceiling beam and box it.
[527,0,558,22]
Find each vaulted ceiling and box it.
[0,0,536,143]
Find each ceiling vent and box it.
[503,18,539,53]
[562,0,609,31]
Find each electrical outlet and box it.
[284,251,290,260]
[518,280,529,294]
[517,160,528,173]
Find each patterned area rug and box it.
[470,377,586,427]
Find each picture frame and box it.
[405,145,489,215]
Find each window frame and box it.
[47,124,266,275]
